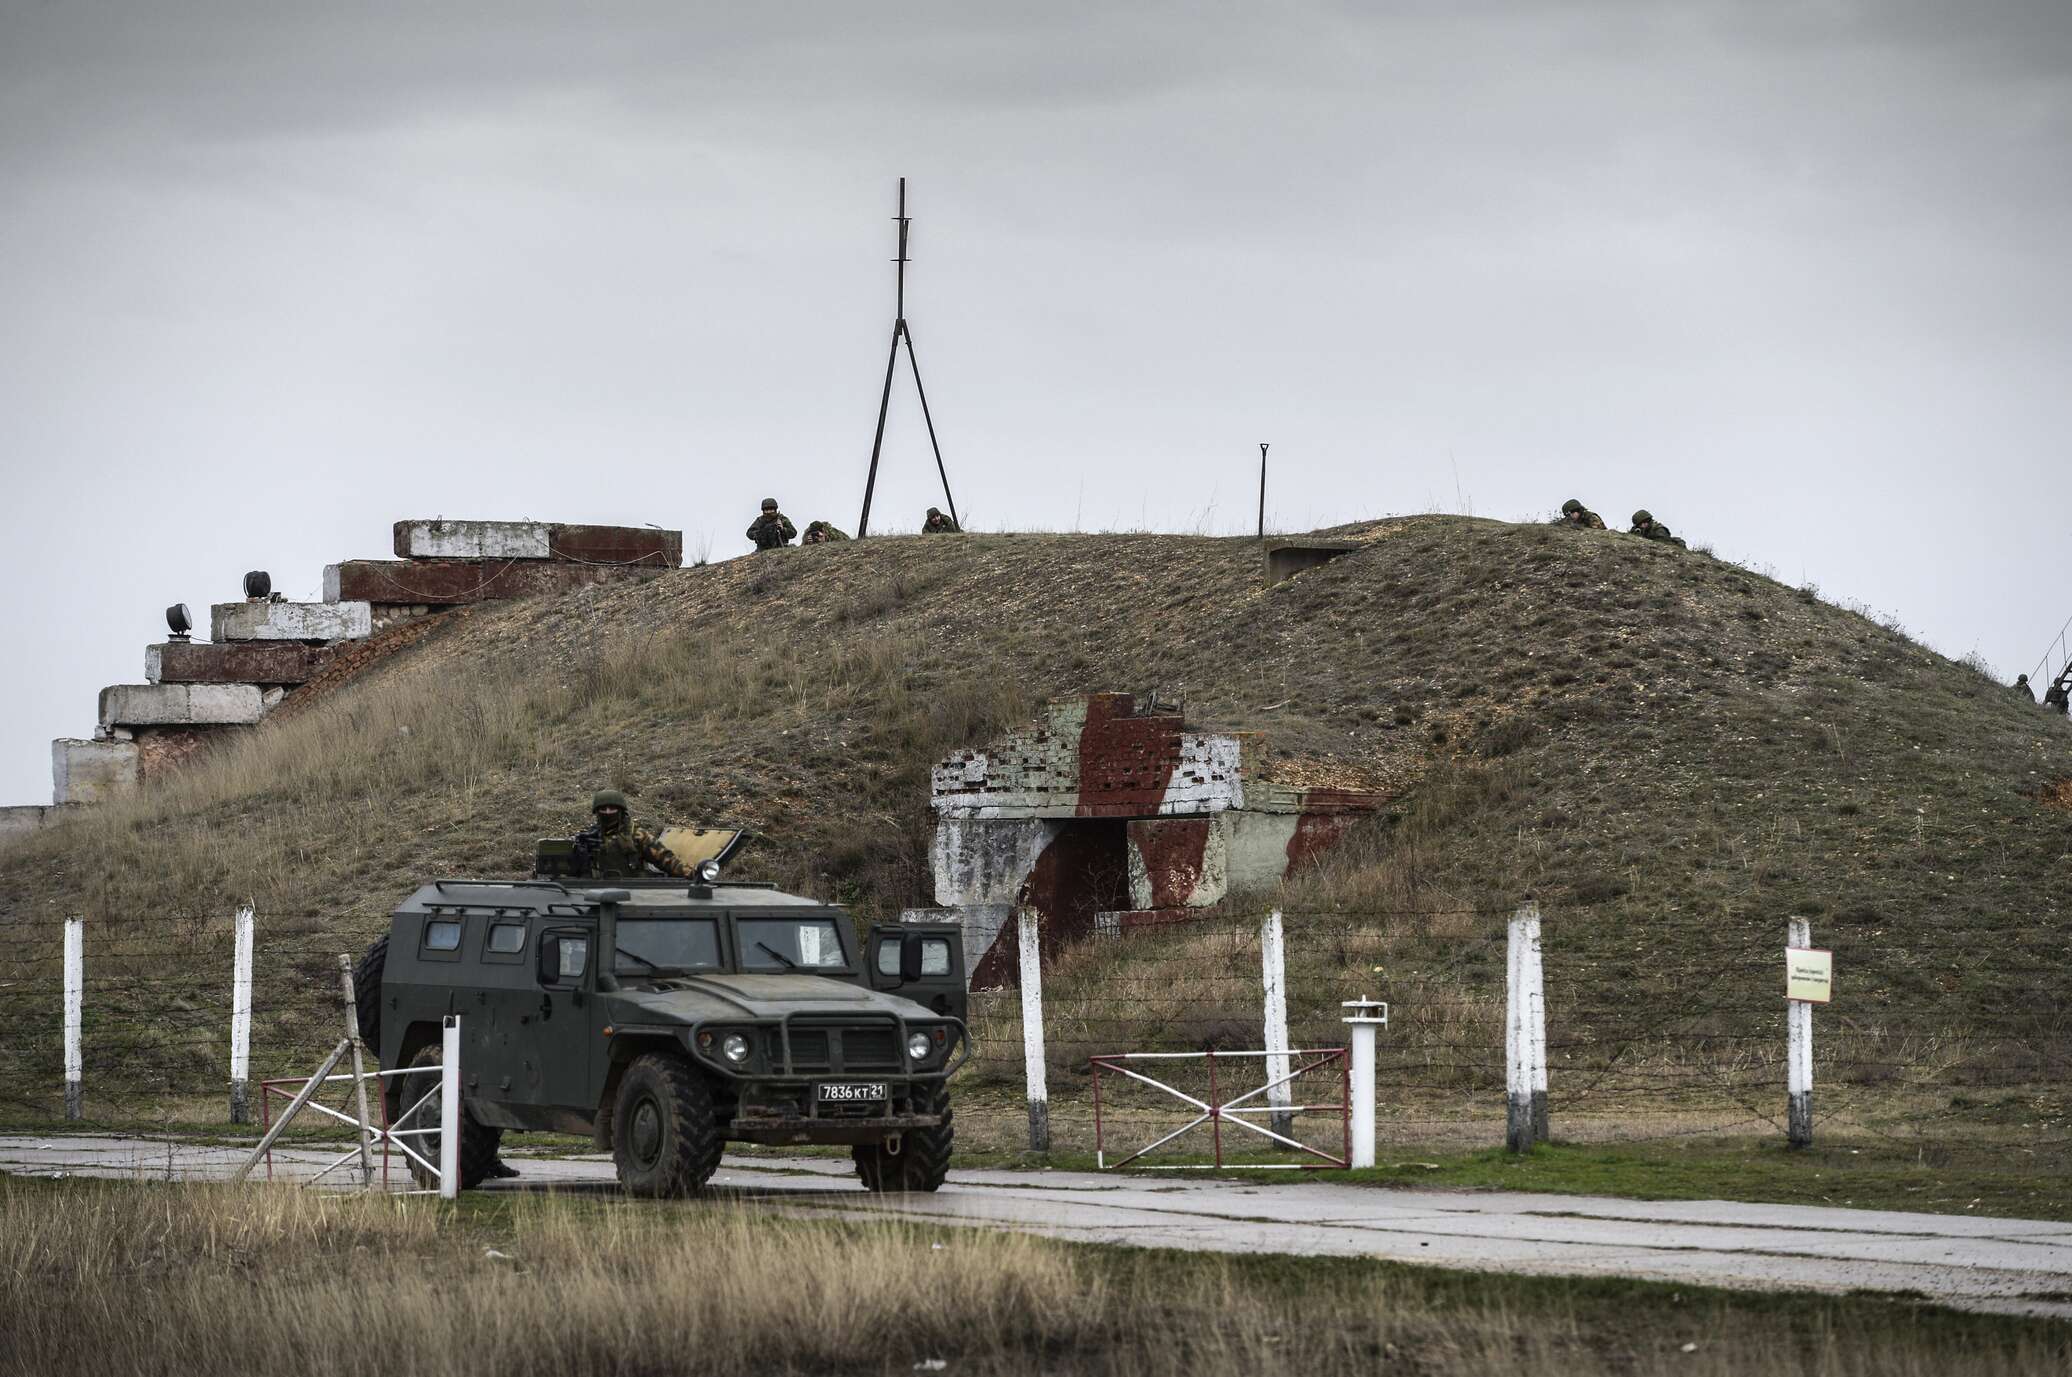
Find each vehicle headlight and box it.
[721,1033,751,1065]
[906,1032,932,1062]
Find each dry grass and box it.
[3,1176,2067,1376]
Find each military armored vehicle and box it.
[353,861,967,1197]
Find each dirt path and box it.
[7,1135,2071,1319]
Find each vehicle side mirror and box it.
[899,936,924,983]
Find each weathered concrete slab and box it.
[52,738,138,804]
[394,519,552,560]
[0,806,51,842]
[392,520,682,566]
[324,558,669,606]
[146,641,328,685]
[99,683,266,728]
[1266,539,1360,583]
[212,600,371,642]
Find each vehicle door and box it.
[530,920,601,1114]
[865,923,967,1024]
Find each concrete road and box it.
[6,1135,2071,1319]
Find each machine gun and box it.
[534,825,751,879]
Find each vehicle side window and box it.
[919,937,952,977]
[423,919,461,952]
[538,933,588,985]
[486,922,526,955]
[875,936,901,978]
[559,938,588,980]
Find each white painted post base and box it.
[1016,910,1049,1153]
[1787,918,1813,1149]
[63,918,83,1121]
[1505,912,1533,1153]
[1261,909,1292,1139]
[1342,998,1387,1169]
[229,906,253,1124]
[440,1017,461,1199]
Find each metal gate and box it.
[1090,1047,1349,1169]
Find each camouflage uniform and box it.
[2012,674,2035,702]
[584,790,688,878]
[802,520,850,545]
[1554,498,1607,530]
[746,499,797,551]
[2047,680,2071,717]
[921,507,961,534]
[1628,510,1687,548]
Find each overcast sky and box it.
[3,1,2069,805]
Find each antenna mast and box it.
[857,177,958,537]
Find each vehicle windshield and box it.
[615,918,721,975]
[737,916,849,972]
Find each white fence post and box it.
[1526,904,1548,1143]
[1787,917,1813,1148]
[1260,909,1292,1137]
[440,1016,461,1199]
[1342,998,1387,1169]
[1505,908,1534,1153]
[229,906,254,1124]
[1016,909,1049,1152]
[63,918,83,1121]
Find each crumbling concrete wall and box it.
[53,739,138,804]
[324,558,669,607]
[0,806,52,843]
[393,520,681,566]
[930,693,1382,987]
[147,641,328,685]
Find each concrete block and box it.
[325,558,668,606]
[930,818,1059,906]
[0,805,51,843]
[147,641,329,685]
[212,600,371,642]
[53,738,138,804]
[394,519,552,560]
[99,683,266,728]
[392,520,683,566]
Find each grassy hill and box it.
[2,517,2068,1145]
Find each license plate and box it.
[818,1082,887,1104]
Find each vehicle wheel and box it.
[854,1084,953,1193]
[393,1042,502,1192]
[352,934,388,1064]
[612,1052,724,1198]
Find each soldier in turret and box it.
[1628,509,1687,548]
[574,790,688,878]
[746,499,797,551]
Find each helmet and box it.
[1632,510,1653,525]
[760,498,778,512]
[927,507,942,518]
[590,789,629,814]
[2016,674,2030,685]
[1561,499,1583,515]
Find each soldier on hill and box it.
[746,499,797,551]
[1628,510,1687,548]
[574,790,688,878]
[2046,675,2071,717]
[1555,499,1607,530]
[2012,673,2036,702]
[921,507,961,534]
[802,520,850,545]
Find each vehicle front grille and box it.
[780,1024,901,1074]
[840,1029,899,1071]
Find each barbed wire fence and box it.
[1,903,2066,1168]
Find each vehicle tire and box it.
[394,1042,503,1192]
[352,934,388,1065]
[854,1083,953,1193]
[612,1052,724,1198]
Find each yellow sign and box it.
[1786,948,1833,1004]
